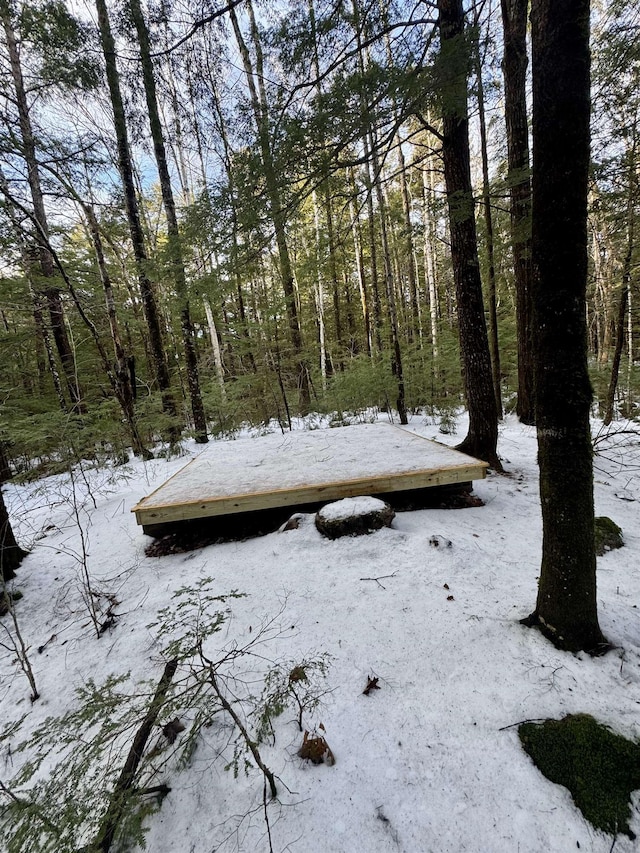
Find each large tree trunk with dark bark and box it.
[1,488,27,582]
[437,0,501,469]
[501,0,535,425]
[523,0,608,654]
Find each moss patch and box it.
[594,516,624,556]
[519,714,640,838]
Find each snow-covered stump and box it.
[315,496,395,540]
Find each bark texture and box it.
[474,23,502,417]
[1,487,27,582]
[437,0,500,469]
[501,0,535,424]
[95,0,179,439]
[84,204,149,457]
[129,0,208,443]
[525,0,608,653]
[603,142,636,426]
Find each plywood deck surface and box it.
[132,423,488,527]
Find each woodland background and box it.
[0,0,638,473]
[1,4,640,849]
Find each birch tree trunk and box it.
[203,296,227,402]
[348,179,373,356]
[204,74,256,373]
[422,163,440,364]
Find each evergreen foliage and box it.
[0,0,636,471]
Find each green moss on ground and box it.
[519,714,640,838]
[594,516,624,556]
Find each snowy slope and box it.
[2,413,639,853]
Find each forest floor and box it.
[2,411,640,853]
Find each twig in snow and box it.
[205,661,278,798]
[359,571,398,589]
[263,780,274,853]
[498,718,550,732]
[375,805,400,845]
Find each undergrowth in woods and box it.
[0,580,332,853]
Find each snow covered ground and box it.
[2,412,640,853]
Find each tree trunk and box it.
[1,487,27,582]
[230,2,310,412]
[203,295,227,402]
[2,10,83,414]
[311,191,329,387]
[603,281,629,426]
[603,133,636,426]
[129,0,208,443]
[380,8,421,345]
[0,443,11,485]
[0,164,69,411]
[436,0,501,469]
[625,281,633,415]
[351,2,383,356]
[396,138,421,346]
[206,76,256,373]
[83,204,149,457]
[473,20,502,417]
[95,0,179,441]
[603,221,634,425]
[30,276,67,412]
[523,0,608,654]
[501,0,535,424]
[372,155,408,424]
[308,0,344,366]
[348,178,372,356]
[363,168,384,354]
[422,160,440,365]
[351,2,407,420]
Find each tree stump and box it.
[315,497,395,540]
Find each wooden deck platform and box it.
[133,424,488,536]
